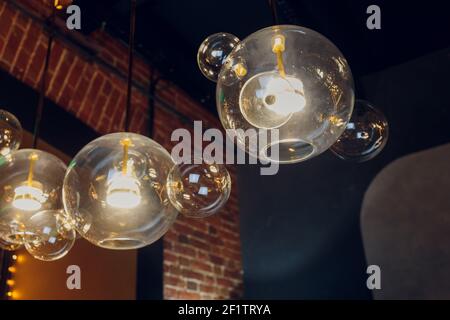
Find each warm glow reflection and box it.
[12,184,47,211]
[106,172,141,209]
[7,291,19,299]
[263,75,306,116]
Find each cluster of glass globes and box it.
[0,24,390,262]
[0,110,232,259]
[0,110,75,261]
[197,25,389,163]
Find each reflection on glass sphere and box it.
[24,210,76,261]
[167,162,231,218]
[63,133,178,250]
[216,25,354,163]
[0,235,23,251]
[0,149,67,243]
[0,110,22,157]
[198,32,240,82]
[330,100,389,162]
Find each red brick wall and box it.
[0,0,243,299]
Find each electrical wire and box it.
[268,0,280,25]
[125,0,137,132]
[32,9,56,149]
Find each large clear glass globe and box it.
[0,149,67,244]
[63,132,178,250]
[330,100,389,162]
[217,25,355,163]
[24,210,75,261]
[167,162,231,218]
[0,110,22,157]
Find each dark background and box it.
[75,0,450,112]
[237,48,450,299]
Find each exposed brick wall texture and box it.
[0,0,243,299]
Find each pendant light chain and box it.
[33,8,56,149]
[125,0,137,132]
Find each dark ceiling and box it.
[75,0,450,113]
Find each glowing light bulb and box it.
[105,138,142,209]
[239,71,306,129]
[12,153,47,211]
[263,75,306,116]
[106,171,141,209]
[12,182,47,211]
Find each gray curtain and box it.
[361,144,450,299]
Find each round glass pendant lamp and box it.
[0,149,67,243]
[63,132,178,250]
[0,109,22,157]
[167,162,231,218]
[204,25,355,163]
[331,100,389,162]
[24,210,76,261]
[197,32,240,82]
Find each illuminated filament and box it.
[106,138,142,209]
[12,153,47,211]
[272,34,286,78]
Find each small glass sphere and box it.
[63,132,178,250]
[167,162,231,218]
[330,100,389,162]
[0,235,23,251]
[0,149,67,243]
[198,32,240,82]
[216,25,355,163]
[0,110,22,157]
[24,210,76,261]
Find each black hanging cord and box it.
[125,0,137,132]
[32,9,56,149]
[268,0,280,25]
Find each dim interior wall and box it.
[238,48,450,299]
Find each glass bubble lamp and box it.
[63,133,178,250]
[63,1,178,250]
[197,32,240,82]
[167,162,231,218]
[199,25,355,163]
[0,149,68,244]
[0,236,23,251]
[24,210,75,261]
[330,100,389,162]
[0,109,22,157]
